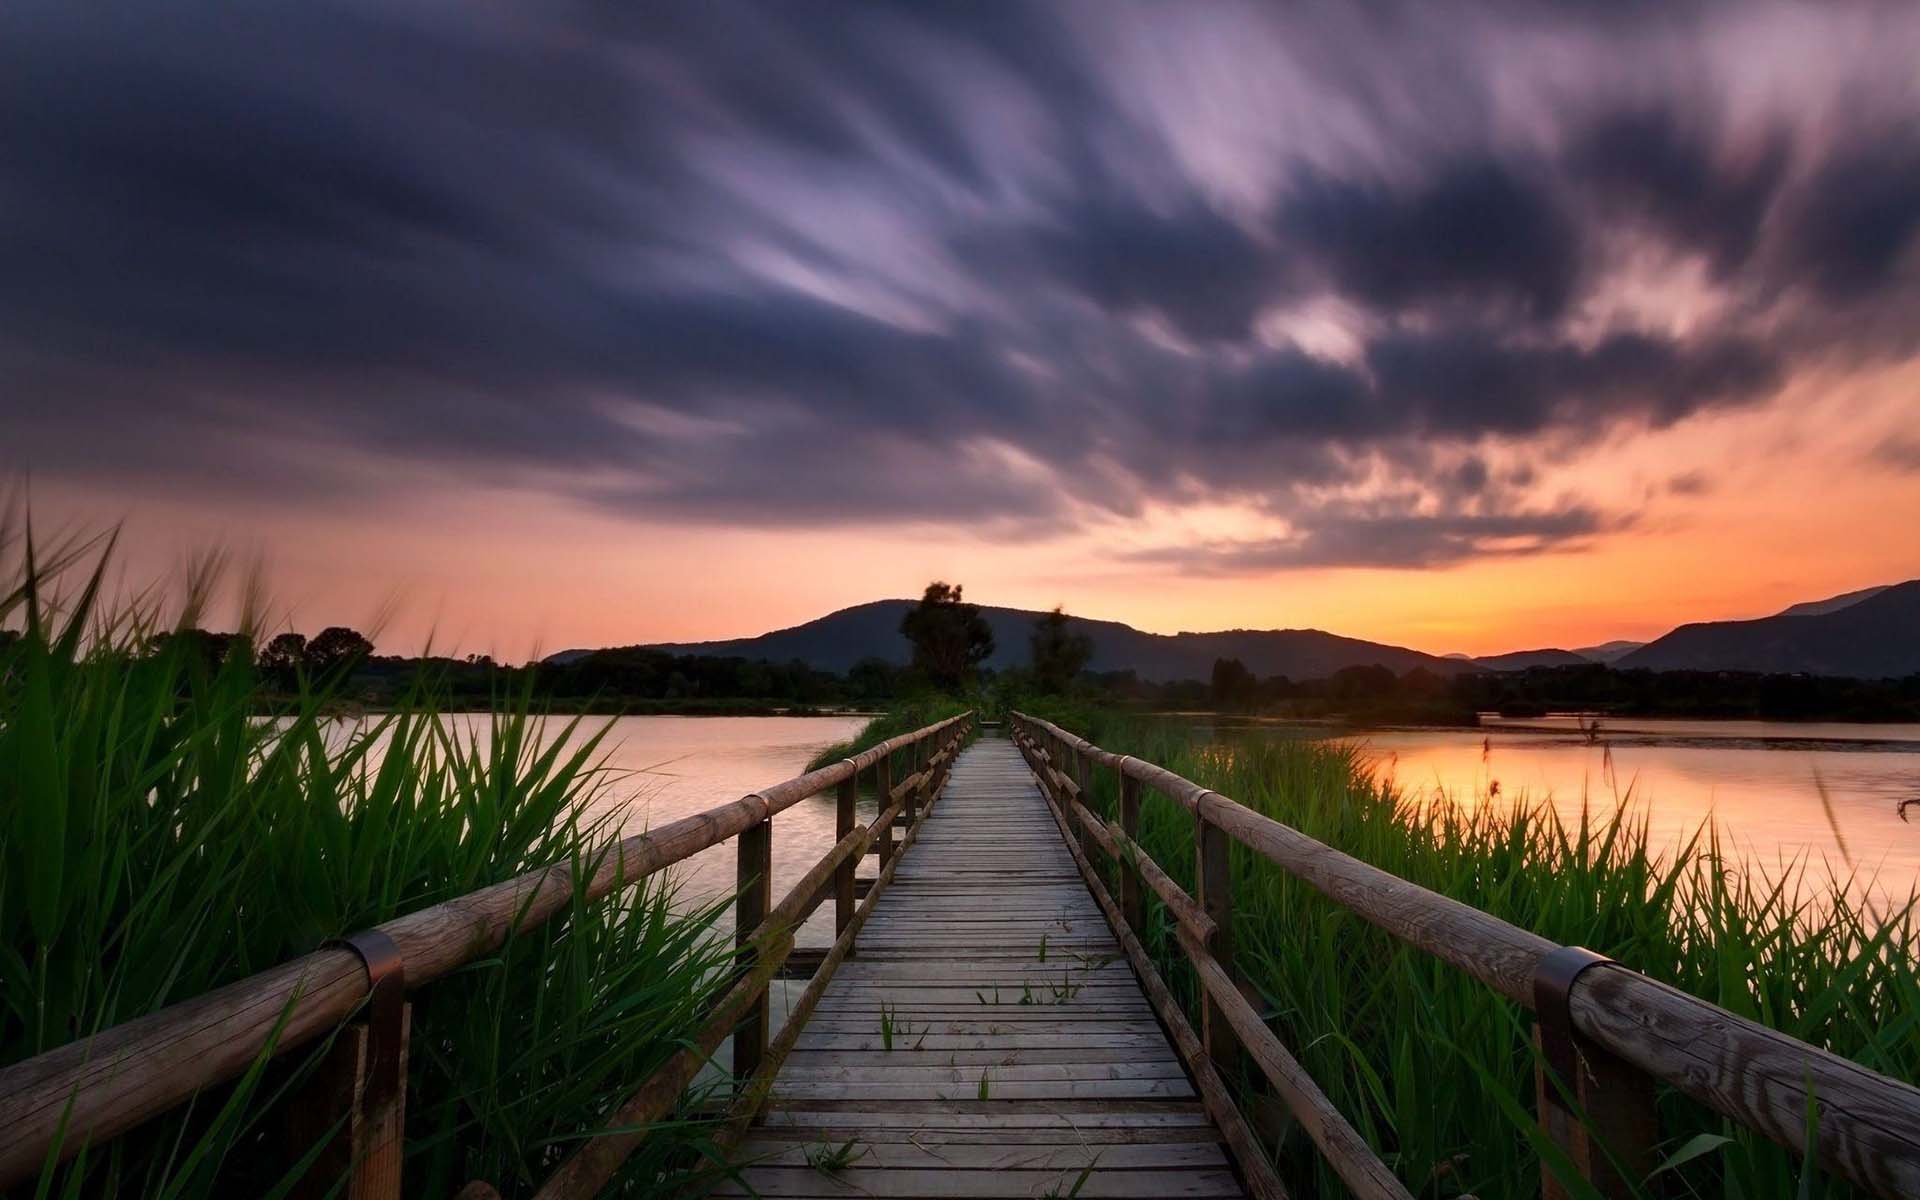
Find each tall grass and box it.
[1031,703,1920,1199]
[0,514,736,1197]
[805,694,970,771]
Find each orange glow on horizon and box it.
[27,361,1920,663]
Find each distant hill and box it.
[1571,639,1645,664]
[1471,648,1593,671]
[1617,580,1920,677]
[1773,584,1891,618]
[562,599,1480,683]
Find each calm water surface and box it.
[1333,715,1920,902]
[573,715,871,938]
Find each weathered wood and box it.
[1177,928,1411,1200]
[735,817,773,1084]
[717,759,939,1140]
[732,738,1257,1200]
[538,719,976,1199]
[0,716,970,1188]
[1062,801,1215,944]
[836,770,857,945]
[733,1140,1227,1169]
[1118,769,1144,934]
[1013,712,1920,1200]
[876,752,895,872]
[1196,813,1239,1085]
[285,1002,412,1200]
[712,1165,1246,1197]
[1533,1023,1659,1199]
[533,930,794,1200]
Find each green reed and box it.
[0,513,736,1197]
[1027,703,1919,1199]
[805,695,969,771]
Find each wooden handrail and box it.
[0,712,973,1193]
[1011,712,1920,1199]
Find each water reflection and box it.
[1329,716,1920,904]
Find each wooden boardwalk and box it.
[722,737,1246,1199]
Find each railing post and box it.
[1534,949,1658,1200]
[876,752,895,870]
[905,738,922,826]
[1073,744,1096,867]
[1118,770,1143,934]
[836,769,857,952]
[288,931,410,1200]
[734,816,772,1085]
[1196,810,1240,1083]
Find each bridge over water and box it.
[722,735,1248,1199]
[5,714,1918,1199]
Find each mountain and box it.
[1571,639,1646,664]
[1617,580,1920,677]
[1471,648,1593,671]
[1773,584,1891,618]
[578,599,1480,683]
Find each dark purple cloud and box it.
[3,0,1918,566]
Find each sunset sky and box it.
[5,1,1919,660]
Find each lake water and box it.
[569,715,872,940]
[1333,715,1920,905]
[561,714,1920,922]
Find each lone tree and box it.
[305,626,374,676]
[900,581,994,691]
[1029,606,1093,695]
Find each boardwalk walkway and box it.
[722,736,1246,1199]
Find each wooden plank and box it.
[1015,712,1920,1200]
[781,1047,1177,1068]
[711,1167,1246,1197]
[747,1125,1226,1145]
[0,716,977,1193]
[732,1141,1229,1170]
[729,738,1249,1200]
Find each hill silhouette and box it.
[1618,580,1920,677]
[562,599,1479,683]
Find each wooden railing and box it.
[1009,711,1920,1200]
[0,711,974,1199]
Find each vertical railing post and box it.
[1196,810,1240,1082]
[1533,949,1658,1199]
[1072,744,1095,868]
[289,931,409,1200]
[876,751,895,871]
[1118,770,1143,934]
[836,769,857,951]
[734,816,772,1085]
[905,738,922,826]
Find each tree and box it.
[1210,657,1257,710]
[899,581,994,691]
[305,626,374,675]
[258,631,307,687]
[1029,606,1093,694]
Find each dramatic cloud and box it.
[4,0,1919,569]
[1126,506,1613,573]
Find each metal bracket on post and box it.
[1533,945,1608,1119]
[302,928,408,1200]
[1532,945,1656,1200]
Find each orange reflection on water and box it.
[1346,717,1920,907]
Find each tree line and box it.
[73,581,1920,720]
